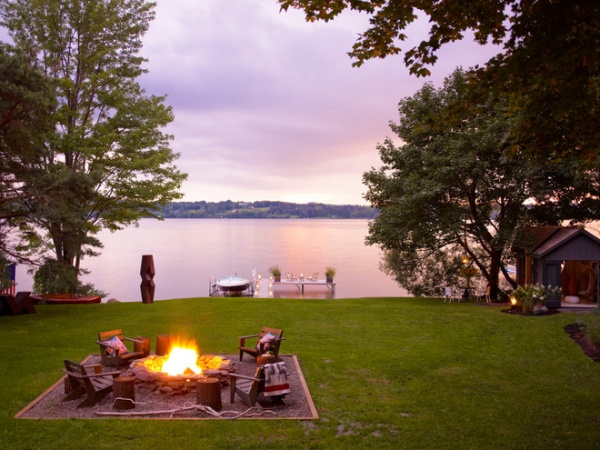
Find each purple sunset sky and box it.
[5,1,503,205]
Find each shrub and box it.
[33,258,104,297]
[511,283,560,309]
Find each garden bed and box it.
[564,323,600,362]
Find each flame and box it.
[161,338,202,376]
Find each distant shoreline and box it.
[159,200,379,220]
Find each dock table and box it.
[276,279,336,295]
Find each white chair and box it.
[444,286,458,303]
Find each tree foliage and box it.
[0,44,54,270]
[279,0,600,165]
[363,70,600,299]
[0,0,187,292]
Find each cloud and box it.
[2,0,501,205]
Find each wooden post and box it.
[140,255,156,304]
[197,377,222,411]
[113,376,136,410]
[156,335,172,356]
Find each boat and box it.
[31,294,102,305]
[216,276,251,293]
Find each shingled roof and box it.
[513,226,569,253]
[532,227,600,258]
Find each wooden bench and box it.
[0,292,35,315]
[62,360,121,408]
[238,327,284,362]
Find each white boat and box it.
[217,276,250,292]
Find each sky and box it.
[7,0,503,205]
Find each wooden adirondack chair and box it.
[62,360,121,408]
[97,329,148,368]
[238,327,284,362]
[0,292,35,315]
[229,365,265,407]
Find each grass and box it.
[0,297,599,449]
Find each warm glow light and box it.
[510,296,517,305]
[461,255,470,265]
[161,339,202,376]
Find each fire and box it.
[161,338,202,376]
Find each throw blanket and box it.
[263,362,291,397]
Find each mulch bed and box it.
[500,308,561,316]
[16,354,318,420]
[563,323,600,362]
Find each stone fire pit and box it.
[124,354,234,395]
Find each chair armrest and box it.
[238,333,260,340]
[238,333,261,347]
[63,369,122,379]
[229,372,262,382]
[84,364,103,374]
[122,337,145,344]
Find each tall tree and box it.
[0,44,53,279]
[279,0,600,166]
[0,0,187,293]
[363,70,600,299]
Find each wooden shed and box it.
[514,227,600,308]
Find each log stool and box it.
[197,377,222,411]
[156,335,172,356]
[113,376,136,410]
[257,353,276,366]
[134,337,151,357]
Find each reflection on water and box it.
[16,219,408,301]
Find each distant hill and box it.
[160,201,379,219]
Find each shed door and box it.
[544,261,562,308]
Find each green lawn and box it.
[1,297,598,449]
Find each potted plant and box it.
[269,265,281,282]
[512,284,559,315]
[325,267,336,283]
[459,266,478,289]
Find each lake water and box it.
[15,219,408,301]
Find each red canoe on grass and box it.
[31,294,102,305]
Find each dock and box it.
[253,276,335,298]
[209,274,335,298]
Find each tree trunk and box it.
[488,249,502,301]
